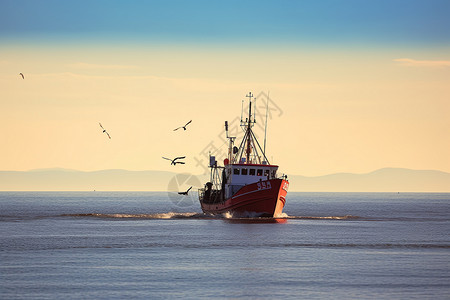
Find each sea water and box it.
[1,192,449,299]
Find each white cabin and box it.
[223,163,278,199]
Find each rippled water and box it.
[1,192,449,299]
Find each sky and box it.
[1,0,449,177]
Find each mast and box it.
[232,92,270,165]
[245,92,253,164]
[225,121,235,162]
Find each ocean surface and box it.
[1,192,449,299]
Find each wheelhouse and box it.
[226,163,278,185]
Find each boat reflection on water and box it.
[223,217,288,224]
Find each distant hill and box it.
[0,169,196,191]
[0,168,449,192]
[288,168,450,192]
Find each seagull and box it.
[99,123,111,139]
[178,186,192,195]
[19,73,24,79]
[173,120,192,131]
[162,156,186,165]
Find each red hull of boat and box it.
[200,179,289,217]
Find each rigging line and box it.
[237,129,249,163]
[240,99,244,123]
[209,138,229,156]
[251,129,269,163]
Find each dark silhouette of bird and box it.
[99,123,111,139]
[19,73,24,79]
[173,120,192,131]
[162,156,186,165]
[178,186,192,195]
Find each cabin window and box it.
[241,168,248,175]
[264,169,270,177]
[233,168,240,175]
[249,169,256,176]
[271,170,276,178]
[257,169,263,176]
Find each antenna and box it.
[240,99,244,123]
[263,91,270,157]
[246,92,253,122]
[253,93,257,124]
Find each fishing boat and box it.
[198,92,289,217]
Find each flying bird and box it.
[19,73,24,79]
[178,186,192,195]
[173,120,192,131]
[99,123,111,139]
[162,156,186,165]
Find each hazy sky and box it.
[1,0,449,176]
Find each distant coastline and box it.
[1,167,449,192]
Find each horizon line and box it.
[1,167,449,177]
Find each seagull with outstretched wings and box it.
[173,120,192,131]
[178,186,192,195]
[99,123,111,139]
[162,156,186,165]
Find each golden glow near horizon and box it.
[0,46,449,177]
